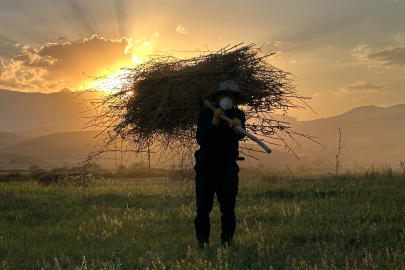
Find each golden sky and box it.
[0,0,405,120]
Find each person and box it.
[194,80,247,249]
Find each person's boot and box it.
[221,238,232,248]
[197,241,209,250]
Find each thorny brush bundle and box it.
[79,44,315,166]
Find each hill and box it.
[0,132,29,148]
[13,126,87,137]
[0,89,101,132]
[0,151,52,168]
[299,103,405,126]
[288,105,405,167]
[0,87,404,168]
[0,130,102,166]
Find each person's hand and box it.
[212,108,226,126]
[229,117,242,133]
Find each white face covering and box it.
[219,97,233,111]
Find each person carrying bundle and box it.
[194,80,247,249]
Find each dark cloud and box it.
[0,35,134,92]
[260,0,405,57]
[0,58,4,76]
[366,46,405,67]
[12,53,55,68]
[35,35,134,81]
[0,36,24,63]
[57,37,67,41]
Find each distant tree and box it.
[170,164,177,170]
[117,165,126,174]
[29,164,40,170]
[129,162,147,171]
[62,162,69,170]
[82,163,101,173]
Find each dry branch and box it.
[78,44,316,166]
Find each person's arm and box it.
[196,107,218,145]
[232,110,246,140]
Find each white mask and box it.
[219,97,233,111]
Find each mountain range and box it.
[0,89,404,169]
[0,88,101,132]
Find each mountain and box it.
[0,132,29,148]
[0,88,404,169]
[0,151,52,168]
[0,88,101,132]
[0,130,102,165]
[299,103,405,126]
[293,104,405,143]
[286,104,405,167]
[13,126,87,137]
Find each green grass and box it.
[1,169,405,269]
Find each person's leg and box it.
[216,160,239,246]
[194,157,215,247]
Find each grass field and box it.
[1,166,405,269]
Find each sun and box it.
[132,55,142,64]
[88,68,134,95]
[83,38,156,95]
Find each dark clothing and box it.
[194,156,239,245]
[194,106,246,246]
[195,106,246,158]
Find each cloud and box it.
[336,81,386,96]
[0,35,135,92]
[57,37,67,41]
[273,41,283,47]
[366,46,405,67]
[0,58,4,76]
[176,25,188,34]
[342,81,386,92]
[0,59,55,91]
[0,37,25,63]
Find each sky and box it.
[0,0,404,120]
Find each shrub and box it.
[169,169,195,182]
[28,164,40,170]
[30,169,49,179]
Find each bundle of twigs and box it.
[80,43,314,166]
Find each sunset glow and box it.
[132,55,141,64]
[0,0,404,120]
[1,3,405,267]
[83,69,134,99]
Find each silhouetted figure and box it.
[194,81,246,249]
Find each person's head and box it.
[206,80,247,107]
[216,91,237,103]
[216,90,237,111]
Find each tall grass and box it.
[1,167,405,269]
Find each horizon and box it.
[1,0,405,121]
[1,86,404,123]
[0,84,404,171]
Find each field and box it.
[1,166,405,269]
